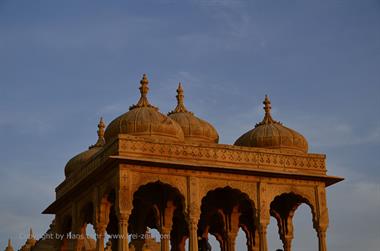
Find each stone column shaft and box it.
[161,228,171,251]
[96,225,106,251]
[317,229,327,251]
[227,233,237,251]
[189,222,198,251]
[258,225,268,251]
[282,235,292,251]
[118,215,130,251]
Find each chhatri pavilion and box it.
[4,74,342,251]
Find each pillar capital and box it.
[117,211,131,222]
[94,222,107,236]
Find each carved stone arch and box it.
[99,180,117,203]
[198,179,257,208]
[129,172,188,209]
[78,201,95,226]
[199,186,257,251]
[264,185,318,226]
[128,180,189,251]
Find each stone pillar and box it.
[282,235,293,251]
[118,213,130,251]
[315,186,329,251]
[95,224,107,251]
[252,227,260,251]
[72,227,85,251]
[258,223,268,251]
[316,226,327,251]
[188,219,199,251]
[226,232,237,251]
[161,227,171,251]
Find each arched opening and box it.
[208,233,220,251]
[78,202,98,251]
[235,228,249,251]
[268,192,316,251]
[84,224,97,250]
[198,187,256,251]
[291,204,317,251]
[267,216,283,251]
[128,181,188,251]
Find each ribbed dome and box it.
[234,96,308,153]
[104,74,184,142]
[168,83,219,143]
[64,118,105,178]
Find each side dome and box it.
[234,95,308,153]
[104,74,184,142]
[64,118,105,178]
[168,83,219,143]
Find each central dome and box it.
[104,74,184,142]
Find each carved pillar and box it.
[315,186,329,251]
[257,182,269,251]
[72,203,85,251]
[281,235,293,251]
[279,216,294,251]
[258,223,268,251]
[226,232,237,251]
[72,225,85,251]
[116,167,133,251]
[161,227,171,251]
[316,226,327,251]
[118,212,130,251]
[252,225,260,251]
[95,224,107,251]
[188,177,200,251]
[226,208,240,251]
[188,217,199,251]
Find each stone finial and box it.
[89,117,106,149]
[5,239,14,251]
[255,95,281,127]
[130,74,157,110]
[28,228,35,240]
[168,82,193,115]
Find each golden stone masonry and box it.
[5,74,343,251]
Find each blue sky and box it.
[0,0,379,250]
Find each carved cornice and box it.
[52,134,327,208]
[116,135,326,175]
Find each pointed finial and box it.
[29,228,34,239]
[5,239,14,251]
[129,74,157,110]
[263,95,271,114]
[89,117,106,149]
[168,82,193,115]
[255,95,280,127]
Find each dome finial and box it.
[89,117,106,149]
[130,74,157,110]
[5,239,14,251]
[29,228,33,239]
[263,95,271,114]
[255,95,280,127]
[168,82,193,115]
